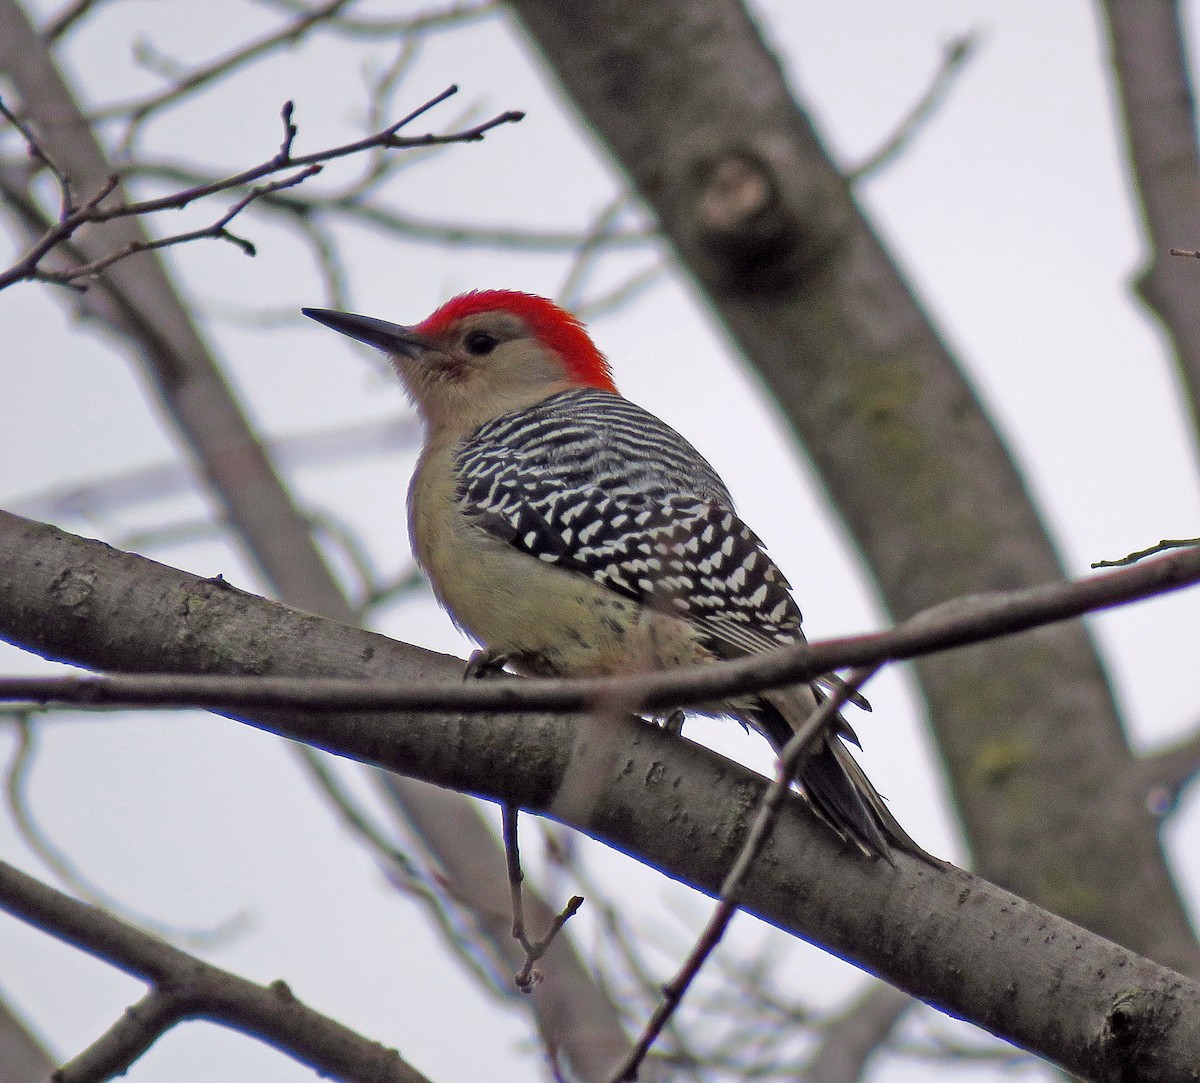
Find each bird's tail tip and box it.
[799,739,934,864]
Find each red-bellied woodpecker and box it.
[303,291,920,859]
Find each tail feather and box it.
[748,690,929,862]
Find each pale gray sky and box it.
[1,3,1197,1081]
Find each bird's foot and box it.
[662,708,686,736]
[464,648,512,681]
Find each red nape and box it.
[416,290,617,392]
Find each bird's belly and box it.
[422,520,708,678]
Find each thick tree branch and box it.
[1102,0,1200,453]
[0,528,1194,716]
[0,859,433,1083]
[1,516,1198,1080]
[0,991,55,1083]
[502,0,1200,975]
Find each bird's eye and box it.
[464,330,499,356]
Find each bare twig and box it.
[612,668,878,1081]
[2,541,1196,717]
[40,0,109,41]
[124,158,654,251]
[95,0,358,126]
[0,858,432,1083]
[6,414,421,524]
[0,96,72,208]
[251,0,496,39]
[1091,537,1199,568]
[558,193,634,309]
[849,31,979,182]
[573,261,667,321]
[34,166,321,288]
[360,564,426,621]
[2,711,249,949]
[0,90,523,290]
[292,744,511,996]
[502,805,585,992]
[99,0,497,138]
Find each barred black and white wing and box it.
[454,388,804,657]
[455,387,917,860]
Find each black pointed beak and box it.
[302,307,430,358]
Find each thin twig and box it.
[120,160,654,251]
[40,0,109,41]
[0,89,523,290]
[1091,537,1199,567]
[251,0,496,39]
[502,804,584,992]
[612,667,878,1081]
[574,261,667,322]
[292,744,511,995]
[95,0,358,126]
[849,31,979,182]
[558,193,633,309]
[2,712,249,948]
[7,413,421,523]
[0,96,72,210]
[34,166,320,286]
[1,542,1196,716]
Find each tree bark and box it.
[1,510,1199,1082]
[503,0,1200,973]
[1102,0,1200,461]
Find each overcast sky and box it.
[1,3,1198,1081]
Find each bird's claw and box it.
[464,648,511,681]
[662,708,686,736]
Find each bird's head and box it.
[303,290,616,432]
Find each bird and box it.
[303,290,921,859]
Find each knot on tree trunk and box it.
[689,145,839,293]
[1096,986,1178,1082]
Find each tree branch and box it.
[0,859,433,1083]
[803,983,914,1083]
[613,668,878,1081]
[1101,0,1200,452]
[1138,722,1200,818]
[119,158,653,251]
[2,710,247,947]
[0,525,1194,716]
[0,90,523,289]
[848,31,979,182]
[0,513,1198,1079]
